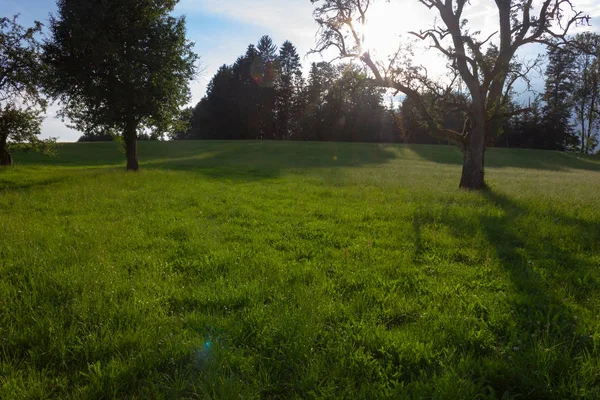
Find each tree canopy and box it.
[44,0,198,170]
[0,16,52,166]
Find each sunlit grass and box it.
[1,141,599,398]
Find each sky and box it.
[2,0,600,142]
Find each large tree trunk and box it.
[124,117,139,171]
[459,115,486,190]
[0,136,12,166]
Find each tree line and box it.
[497,33,600,153]
[172,36,398,143]
[172,34,600,155]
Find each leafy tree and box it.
[321,64,386,142]
[169,107,194,140]
[506,97,546,149]
[311,0,589,189]
[44,0,198,170]
[0,16,52,166]
[298,63,387,142]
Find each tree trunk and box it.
[124,117,139,171]
[459,116,485,190]
[0,136,12,166]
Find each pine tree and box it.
[572,33,600,154]
[542,43,578,150]
[254,36,278,139]
[275,41,303,139]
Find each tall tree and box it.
[311,0,588,189]
[275,41,304,139]
[44,0,198,170]
[254,35,279,139]
[301,62,337,141]
[0,16,52,166]
[542,42,578,150]
[572,32,600,154]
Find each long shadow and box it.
[139,141,398,181]
[482,190,600,395]
[409,144,600,172]
[0,176,68,193]
[412,189,599,396]
[10,141,398,181]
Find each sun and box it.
[354,2,446,75]
[356,2,409,57]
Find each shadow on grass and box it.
[0,176,67,192]
[409,144,600,172]
[141,141,398,181]
[10,141,398,181]
[412,188,599,396]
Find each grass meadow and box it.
[1,141,600,399]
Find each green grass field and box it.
[1,141,600,399]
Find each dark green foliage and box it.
[314,63,387,142]
[497,98,548,149]
[541,43,579,150]
[0,16,52,166]
[396,93,466,146]
[275,41,304,139]
[497,36,600,153]
[181,50,390,142]
[43,0,198,169]
[77,134,114,142]
[300,62,337,141]
[571,33,600,154]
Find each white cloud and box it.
[39,105,81,142]
[179,0,317,40]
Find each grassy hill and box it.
[1,141,599,399]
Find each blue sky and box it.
[2,0,599,141]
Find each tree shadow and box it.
[0,176,67,192]
[409,144,600,172]
[142,141,398,180]
[10,141,398,181]
[411,188,599,396]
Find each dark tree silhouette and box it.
[542,43,578,150]
[275,41,304,140]
[571,33,600,153]
[44,0,198,170]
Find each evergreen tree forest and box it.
[174,36,400,143]
[175,35,600,154]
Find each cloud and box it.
[179,0,317,41]
[39,105,81,142]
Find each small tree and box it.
[0,16,52,166]
[44,0,198,171]
[310,0,589,189]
